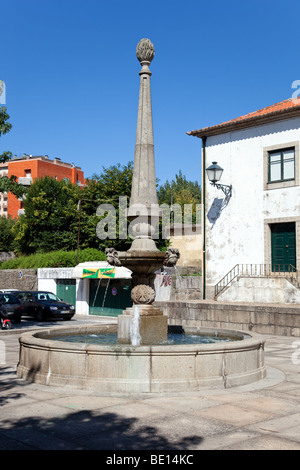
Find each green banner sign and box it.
[82,268,116,279]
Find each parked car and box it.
[0,292,23,323]
[15,291,75,321]
[0,289,19,293]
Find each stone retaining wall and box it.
[0,269,37,290]
[173,275,202,301]
[155,300,300,337]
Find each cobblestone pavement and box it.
[0,315,300,450]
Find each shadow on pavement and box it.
[0,404,203,450]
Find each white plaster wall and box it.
[38,278,57,295]
[264,186,300,219]
[37,268,89,315]
[75,278,89,315]
[218,277,300,304]
[154,273,172,301]
[38,268,74,279]
[205,116,300,297]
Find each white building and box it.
[37,262,173,317]
[188,98,300,302]
[0,164,8,217]
[38,263,132,317]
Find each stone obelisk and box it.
[127,38,161,251]
[106,39,180,345]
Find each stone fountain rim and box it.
[18,323,265,355]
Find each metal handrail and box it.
[215,264,239,298]
[215,263,298,299]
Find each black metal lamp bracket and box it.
[211,182,232,198]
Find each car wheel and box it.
[36,309,46,322]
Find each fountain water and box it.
[91,262,110,308]
[131,305,141,346]
[101,276,111,309]
[17,39,266,393]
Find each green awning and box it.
[82,268,116,279]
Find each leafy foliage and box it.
[0,107,26,197]
[0,215,16,251]
[78,162,134,251]
[13,176,82,254]
[157,170,201,223]
[0,107,12,163]
[0,107,12,138]
[9,162,201,257]
[0,175,28,198]
[90,161,133,199]
[157,170,201,206]
[0,248,106,269]
[12,163,134,254]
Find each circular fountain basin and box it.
[17,324,266,393]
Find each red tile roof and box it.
[187,97,300,138]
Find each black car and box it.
[0,292,23,323]
[16,291,75,321]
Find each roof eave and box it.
[187,106,300,139]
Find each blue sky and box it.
[1,0,300,184]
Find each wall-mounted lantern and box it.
[206,161,232,198]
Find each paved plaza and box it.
[0,315,300,450]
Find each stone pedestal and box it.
[118,305,168,345]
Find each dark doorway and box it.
[271,222,296,271]
[57,279,76,306]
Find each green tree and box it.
[12,164,134,255]
[157,170,201,223]
[90,161,133,198]
[158,170,201,205]
[84,161,170,251]
[0,107,27,198]
[12,163,202,255]
[0,175,28,199]
[0,106,12,163]
[79,162,134,251]
[0,215,16,251]
[13,177,82,254]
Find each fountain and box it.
[17,39,266,393]
[104,38,180,347]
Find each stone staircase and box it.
[215,264,300,304]
[287,271,300,291]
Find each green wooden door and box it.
[271,222,296,271]
[89,279,132,316]
[57,279,76,306]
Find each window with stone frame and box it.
[268,147,295,183]
[263,141,299,190]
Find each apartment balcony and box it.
[18,177,32,185]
